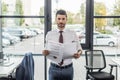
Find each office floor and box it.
[33,55,117,80]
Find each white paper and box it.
[63,43,77,59]
[46,41,77,62]
[46,41,64,63]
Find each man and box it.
[42,9,82,80]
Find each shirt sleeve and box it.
[44,31,50,50]
[73,31,83,51]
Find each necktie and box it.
[59,31,64,66]
[59,31,63,43]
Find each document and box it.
[63,43,77,59]
[46,41,77,62]
[46,41,64,63]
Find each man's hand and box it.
[42,50,50,56]
[73,49,82,59]
[73,53,80,59]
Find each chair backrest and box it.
[85,50,106,71]
[16,52,34,80]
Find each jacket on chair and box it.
[16,52,34,80]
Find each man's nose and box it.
[59,19,63,22]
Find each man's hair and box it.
[56,9,67,18]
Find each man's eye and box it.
[57,18,65,20]
[58,18,61,20]
[62,18,65,20]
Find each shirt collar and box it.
[57,28,66,33]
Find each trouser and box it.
[49,63,73,80]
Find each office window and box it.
[93,0,120,57]
[93,18,120,56]
[2,18,44,54]
[1,0,45,54]
[0,0,45,80]
[1,0,44,16]
[94,0,120,16]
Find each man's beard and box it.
[57,23,65,28]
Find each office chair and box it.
[16,52,34,80]
[85,50,117,80]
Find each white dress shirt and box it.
[45,28,82,66]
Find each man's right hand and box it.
[42,50,50,56]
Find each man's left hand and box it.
[73,53,80,59]
[73,50,82,59]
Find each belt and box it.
[51,63,72,69]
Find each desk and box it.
[0,57,22,77]
[112,58,120,80]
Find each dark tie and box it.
[59,31,64,66]
[59,31,63,43]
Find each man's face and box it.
[56,14,67,30]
